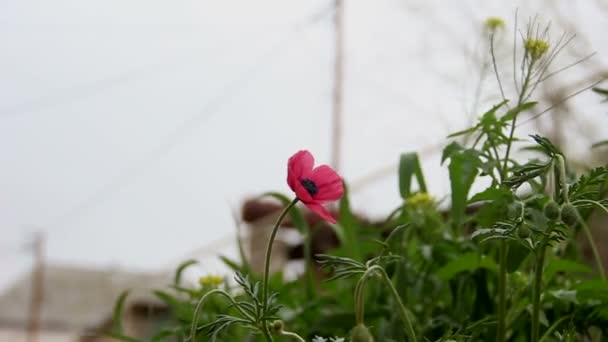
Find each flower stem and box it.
[577,212,606,280]
[539,315,571,342]
[377,267,417,342]
[496,240,507,342]
[355,266,417,342]
[531,245,546,342]
[281,331,306,342]
[262,198,299,314]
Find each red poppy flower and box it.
[287,150,344,223]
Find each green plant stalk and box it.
[281,330,306,342]
[189,289,251,341]
[262,325,274,342]
[354,272,368,325]
[496,55,536,342]
[577,212,606,280]
[377,267,418,342]
[556,155,569,202]
[556,156,606,280]
[502,59,535,177]
[355,266,417,342]
[539,315,571,342]
[261,198,299,341]
[531,246,546,342]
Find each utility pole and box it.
[26,232,45,342]
[331,0,344,172]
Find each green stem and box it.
[496,240,507,342]
[556,155,569,202]
[262,198,299,312]
[281,331,306,342]
[577,212,606,280]
[531,246,546,342]
[354,273,368,325]
[377,267,418,342]
[355,266,417,341]
[262,325,274,342]
[496,55,536,342]
[539,315,571,342]
[502,59,535,178]
[190,289,249,341]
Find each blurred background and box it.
[0,0,607,340]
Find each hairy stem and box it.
[281,331,306,342]
[377,267,418,342]
[262,198,299,336]
[355,265,417,342]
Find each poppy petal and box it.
[309,165,344,202]
[287,150,314,191]
[304,203,337,224]
[293,181,314,203]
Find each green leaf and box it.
[111,290,130,335]
[437,252,497,280]
[219,255,244,273]
[569,167,608,202]
[174,259,198,286]
[338,184,362,261]
[448,150,480,226]
[529,134,561,157]
[398,152,427,199]
[501,101,537,122]
[503,161,550,189]
[469,187,512,203]
[575,280,608,303]
[447,125,478,138]
[544,259,593,282]
[592,140,608,148]
[550,290,579,304]
[442,141,463,164]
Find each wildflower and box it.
[407,192,433,207]
[485,17,505,32]
[524,39,550,60]
[198,274,224,287]
[287,150,344,223]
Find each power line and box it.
[44,3,335,234]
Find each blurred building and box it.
[0,265,170,341]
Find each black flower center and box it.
[300,178,318,196]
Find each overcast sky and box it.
[1,0,607,291]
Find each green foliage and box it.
[110,15,608,342]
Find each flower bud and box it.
[543,201,560,221]
[524,39,550,60]
[270,320,284,335]
[507,201,524,221]
[517,224,530,238]
[560,204,578,227]
[485,17,505,32]
[350,324,374,342]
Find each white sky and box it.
[1,0,607,291]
